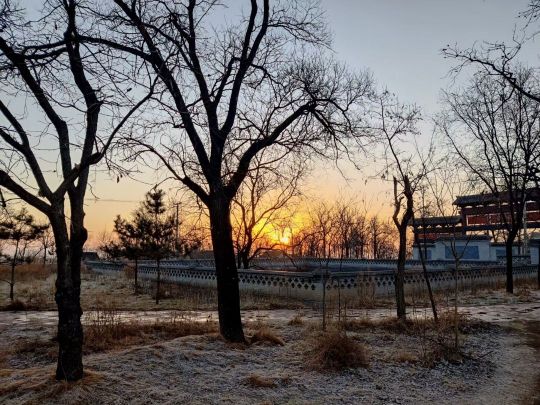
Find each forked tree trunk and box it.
[392,176,412,322]
[53,225,84,381]
[209,197,245,343]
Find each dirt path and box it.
[524,321,540,404]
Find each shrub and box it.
[245,374,277,388]
[288,314,304,326]
[307,330,368,371]
[250,326,285,346]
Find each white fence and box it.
[85,259,537,300]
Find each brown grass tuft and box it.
[288,314,304,326]
[395,350,418,364]
[307,330,369,371]
[250,326,285,346]
[245,374,278,388]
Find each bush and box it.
[245,374,277,388]
[250,326,285,346]
[307,330,368,371]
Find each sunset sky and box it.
[70,0,538,243]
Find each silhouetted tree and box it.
[373,92,434,321]
[138,189,176,304]
[0,208,46,301]
[101,215,146,294]
[232,156,303,268]
[81,0,373,342]
[441,71,540,293]
[0,1,149,380]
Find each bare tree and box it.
[372,92,429,321]
[443,1,540,105]
[232,155,303,268]
[422,159,474,350]
[440,71,540,293]
[81,0,373,342]
[0,1,148,380]
[37,225,55,266]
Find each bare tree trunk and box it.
[395,227,407,321]
[505,235,515,294]
[414,228,438,323]
[156,259,161,305]
[241,251,250,270]
[209,197,245,343]
[134,257,139,295]
[52,214,84,381]
[9,239,18,302]
[453,259,459,350]
[322,268,328,331]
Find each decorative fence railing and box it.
[85,259,537,300]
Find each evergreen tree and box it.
[138,189,176,304]
[0,208,47,301]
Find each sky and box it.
[4,0,538,243]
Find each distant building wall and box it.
[413,238,539,264]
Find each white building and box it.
[412,235,540,264]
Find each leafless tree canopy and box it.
[78,0,373,204]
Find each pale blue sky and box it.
[7,1,538,240]
[87,0,539,239]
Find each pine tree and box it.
[0,208,47,301]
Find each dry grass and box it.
[306,330,369,371]
[245,374,278,388]
[0,367,103,401]
[0,263,53,282]
[394,350,418,364]
[84,308,218,353]
[288,314,304,326]
[250,326,285,346]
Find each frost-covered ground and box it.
[0,268,539,404]
[0,301,539,404]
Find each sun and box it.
[279,234,290,245]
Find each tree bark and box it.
[414,225,438,323]
[134,257,139,295]
[53,223,84,381]
[241,250,250,270]
[156,259,161,305]
[505,234,515,294]
[209,197,245,343]
[395,225,407,321]
[9,239,18,302]
[50,202,86,382]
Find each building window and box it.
[445,245,479,260]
